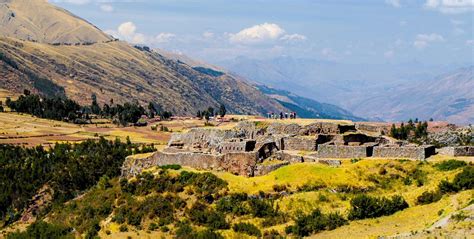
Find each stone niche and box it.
[219,139,256,154]
[373,145,436,160]
[317,144,373,158]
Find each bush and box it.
[348,195,409,220]
[248,198,276,218]
[216,193,249,215]
[263,229,284,239]
[232,222,261,237]
[187,201,229,230]
[438,166,474,193]
[119,225,128,232]
[6,221,73,239]
[435,160,467,171]
[416,190,442,205]
[285,209,347,237]
[160,164,182,170]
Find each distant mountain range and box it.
[220,56,473,124]
[0,0,362,121]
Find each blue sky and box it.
[50,0,473,65]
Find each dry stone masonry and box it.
[121,120,440,177]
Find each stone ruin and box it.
[121,121,438,177]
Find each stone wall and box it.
[438,146,474,156]
[168,128,238,151]
[254,161,290,176]
[283,137,317,151]
[355,123,391,134]
[317,144,372,158]
[373,145,436,160]
[121,151,258,177]
[275,151,304,163]
[219,140,256,154]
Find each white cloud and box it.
[384,50,395,58]
[118,22,136,37]
[280,34,307,42]
[386,0,401,8]
[155,33,176,43]
[466,40,474,46]
[424,0,474,14]
[229,23,285,44]
[100,4,114,12]
[202,31,215,39]
[106,22,177,45]
[413,33,445,49]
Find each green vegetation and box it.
[285,209,347,236]
[7,92,174,125]
[416,190,443,205]
[435,160,467,171]
[438,166,474,193]
[348,195,409,220]
[6,221,73,239]
[0,137,138,226]
[232,222,261,237]
[390,119,428,141]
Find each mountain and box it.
[257,85,364,121]
[0,0,289,116]
[352,66,474,125]
[0,0,112,44]
[220,56,471,123]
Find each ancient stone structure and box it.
[121,120,443,178]
[438,146,474,157]
[373,145,436,160]
[283,136,317,151]
[317,144,374,158]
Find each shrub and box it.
[248,198,276,218]
[119,225,128,232]
[273,184,287,192]
[435,160,467,171]
[216,193,249,215]
[348,195,409,220]
[263,229,284,239]
[160,164,182,170]
[285,209,347,237]
[351,158,362,163]
[416,190,442,205]
[187,201,229,230]
[438,166,474,193]
[232,222,262,237]
[6,221,73,239]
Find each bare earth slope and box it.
[0,0,112,44]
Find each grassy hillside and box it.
[4,157,472,239]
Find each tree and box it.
[196,110,202,119]
[207,107,215,117]
[90,94,101,115]
[219,104,226,118]
[148,102,156,118]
